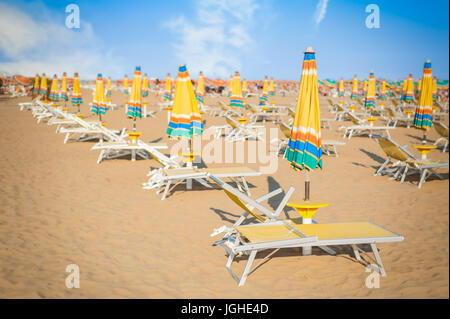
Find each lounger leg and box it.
[131,149,136,162]
[239,250,257,287]
[370,244,386,276]
[241,177,250,196]
[97,150,105,164]
[400,166,409,183]
[375,158,390,176]
[64,133,70,144]
[418,168,428,189]
[333,145,338,157]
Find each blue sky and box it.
[0,0,448,80]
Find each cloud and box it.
[164,0,259,78]
[0,2,123,78]
[314,0,329,26]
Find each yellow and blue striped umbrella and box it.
[379,79,386,99]
[71,72,82,107]
[127,66,142,123]
[39,73,48,96]
[338,78,344,97]
[167,64,203,139]
[242,78,248,96]
[404,74,414,103]
[268,77,275,96]
[142,73,149,97]
[33,74,40,96]
[123,75,129,95]
[413,60,433,131]
[49,74,59,101]
[230,71,243,109]
[227,75,233,97]
[60,72,68,101]
[351,75,358,99]
[164,73,172,101]
[260,76,269,105]
[196,71,204,104]
[432,77,437,100]
[416,78,422,98]
[91,73,107,118]
[285,47,322,172]
[106,77,112,102]
[364,71,375,110]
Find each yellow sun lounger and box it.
[219,220,403,286]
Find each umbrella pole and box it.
[187,138,193,189]
[422,130,427,144]
[133,116,136,131]
[305,169,310,201]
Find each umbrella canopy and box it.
[167,64,203,139]
[379,79,386,99]
[39,73,48,96]
[142,73,149,97]
[413,60,433,130]
[60,72,68,101]
[242,79,248,95]
[268,77,275,96]
[71,72,83,106]
[164,73,172,101]
[230,71,244,109]
[404,74,414,102]
[106,77,112,102]
[49,74,59,101]
[33,74,40,95]
[227,75,233,97]
[285,47,322,172]
[364,71,375,110]
[127,66,142,120]
[196,71,205,104]
[260,76,269,105]
[123,75,129,95]
[91,73,107,116]
[432,77,437,100]
[416,78,422,98]
[351,75,358,99]
[338,78,344,97]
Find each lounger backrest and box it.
[225,116,239,129]
[348,113,362,125]
[375,137,409,162]
[278,122,292,139]
[387,107,396,117]
[434,122,449,138]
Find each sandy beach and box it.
[0,90,448,298]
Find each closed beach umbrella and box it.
[33,74,40,97]
[91,73,107,122]
[432,77,437,100]
[404,74,414,103]
[364,71,376,110]
[413,60,433,142]
[49,74,59,101]
[127,66,143,130]
[195,71,205,105]
[106,77,112,103]
[379,79,387,99]
[260,76,269,105]
[416,78,422,98]
[39,73,48,97]
[71,72,83,112]
[164,73,172,101]
[285,46,322,201]
[229,71,244,110]
[227,75,233,97]
[123,75,129,95]
[269,77,275,96]
[60,72,68,102]
[351,75,358,100]
[142,73,149,98]
[338,78,344,97]
[242,79,248,96]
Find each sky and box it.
[0,0,448,80]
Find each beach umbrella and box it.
[164,73,172,101]
[195,71,205,105]
[227,75,233,97]
[60,72,68,104]
[91,73,107,122]
[142,73,149,98]
[106,77,112,103]
[49,74,59,102]
[379,79,387,99]
[413,60,433,142]
[269,77,275,96]
[364,71,376,110]
[123,75,129,95]
[362,79,368,97]
[229,71,244,110]
[351,75,358,100]
[338,78,344,97]
[71,72,83,112]
[33,74,40,97]
[416,78,422,98]
[284,47,322,201]
[39,73,48,98]
[404,74,414,103]
[242,78,248,96]
[432,77,437,100]
[127,66,142,130]
[260,76,269,105]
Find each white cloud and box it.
[164,0,259,78]
[314,0,329,26]
[0,2,123,79]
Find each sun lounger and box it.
[374,136,448,188]
[384,107,413,128]
[217,220,403,286]
[221,116,265,142]
[433,122,449,152]
[142,166,261,200]
[340,113,395,139]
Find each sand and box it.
[0,90,448,298]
